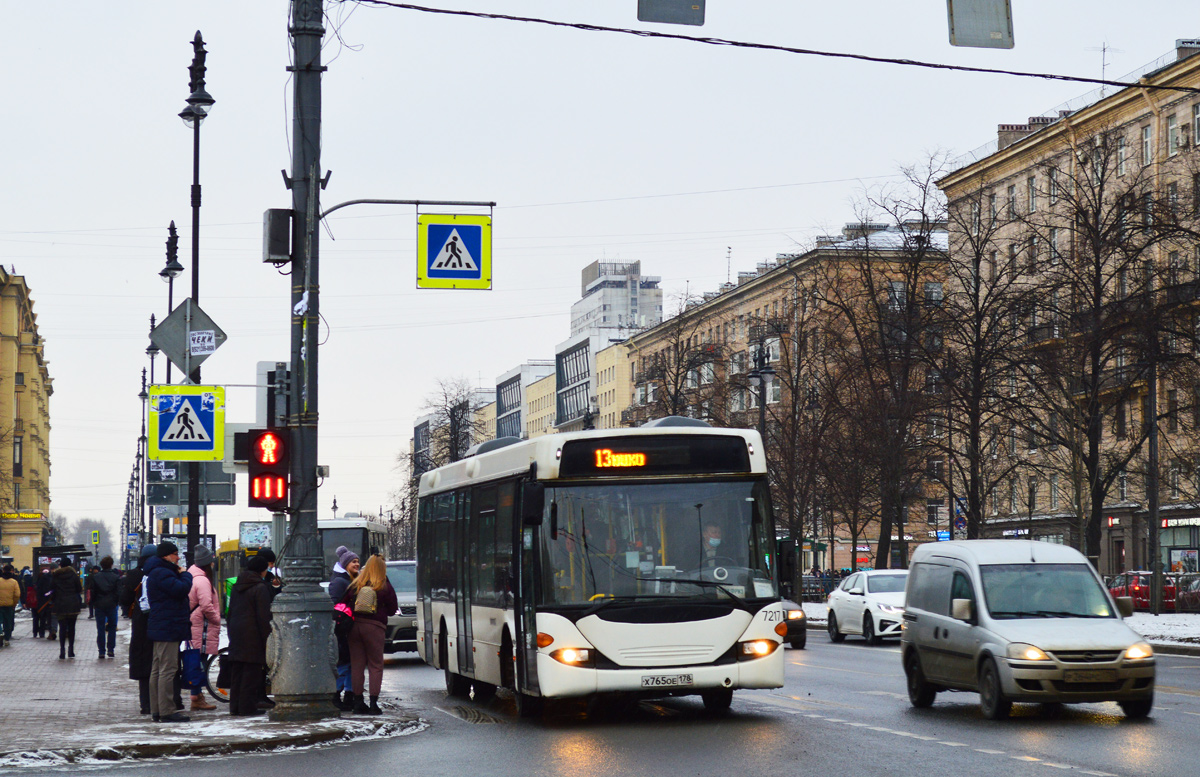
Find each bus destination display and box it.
[559,435,751,477]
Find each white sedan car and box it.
[826,570,908,645]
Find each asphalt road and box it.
[23,633,1200,776]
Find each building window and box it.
[1049,227,1060,264]
[1194,104,1200,149]
[1168,114,1180,156]
[989,193,998,220]
[1049,475,1059,510]
[1117,136,1127,176]
[1119,470,1129,500]
[1048,168,1058,204]
[927,456,944,481]
[1007,184,1017,216]
[1027,177,1037,212]
[1169,389,1179,433]
[14,373,23,386]
[926,414,943,438]
[1169,181,1180,217]
[970,201,981,236]
[1010,479,1019,513]
[924,282,943,307]
[12,436,21,478]
[926,498,943,526]
[1142,125,1153,166]
[925,368,943,394]
[888,281,906,312]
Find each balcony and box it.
[1164,280,1200,306]
[1026,323,1063,346]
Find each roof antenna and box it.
[726,246,732,284]
[1085,42,1123,98]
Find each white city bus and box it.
[415,418,786,715]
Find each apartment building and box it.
[938,39,1200,574]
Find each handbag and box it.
[353,585,378,615]
[333,588,356,638]
[180,645,206,691]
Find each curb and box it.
[0,715,423,766]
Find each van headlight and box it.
[1124,642,1154,661]
[1006,643,1050,661]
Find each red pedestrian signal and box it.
[248,429,289,509]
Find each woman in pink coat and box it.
[187,545,222,711]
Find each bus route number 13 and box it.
[594,449,647,468]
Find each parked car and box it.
[384,560,418,653]
[1108,571,1177,611]
[826,569,908,644]
[780,599,807,649]
[901,540,1154,720]
[1177,574,1200,613]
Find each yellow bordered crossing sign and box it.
[417,213,492,290]
[149,385,226,461]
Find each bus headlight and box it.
[550,647,593,666]
[738,639,779,659]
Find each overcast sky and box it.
[6,1,1195,547]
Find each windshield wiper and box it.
[668,577,750,611]
[987,610,1033,619]
[580,594,674,617]
[1032,610,1105,618]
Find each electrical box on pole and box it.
[247,429,289,509]
[947,0,1014,49]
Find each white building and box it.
[569,261,663,338]
[495,361,555,440]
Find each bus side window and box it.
[495,481,516,607]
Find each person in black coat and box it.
[35,567,56,640]
[120,545,156,713]
[144,542,193,723]
[226,555,274,716]
[89,556,121,658]
[51,559,83,659]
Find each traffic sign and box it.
[417,214,492,290]
[91,530,99,546]
[149,385,225,461]
[149,298,228,375]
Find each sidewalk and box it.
[0,610,423,769]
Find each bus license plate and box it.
[1063,669,1117,683]
[641,674,693,688]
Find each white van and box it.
[900,540,1155,719]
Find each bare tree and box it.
[416,376,491,469]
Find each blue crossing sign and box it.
[148,385,226,461]
[417,214,492,290]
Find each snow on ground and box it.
[799,601,1200,646]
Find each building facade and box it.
[495,361,554,440]
[938,40,1200,575]
[0,268,53,571]
[570,261,663,338]
[524,373,557,439]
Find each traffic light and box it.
[247,428,289,509]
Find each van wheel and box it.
[863,614,879,645]
[827,612,845,643]
[904,652,936,708]
[978,658,1011,720]
[1119,696,1153,719]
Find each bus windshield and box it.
[541,478,776,606]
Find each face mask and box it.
[707,538,721,549]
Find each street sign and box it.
[126,533,139,550]
[417,214,492,290]
[947,0,1014,49]
[149,298,228,374]
[149,385,225,461]
[91,530,99,546]
[147,460,237,506]
[936,530,951,541]
[637,0,705,26]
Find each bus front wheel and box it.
[701,688,733,712]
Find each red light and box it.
[255,432,284,465]
[250,475,286,503]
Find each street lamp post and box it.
[746,329,775,454]
[158,224,184,383]
[179,32,214,564]
[139,370,149,549]
[145,319,159,544]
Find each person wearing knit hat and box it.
[139,544,158,560]
[226,553,273,715]
[327,547,361,710]
[144,540,193,722]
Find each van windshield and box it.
[980,563,1115,619]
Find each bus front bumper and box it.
[535,648,784,699]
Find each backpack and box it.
[353,585,378,615]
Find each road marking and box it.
[860,690,909,701]
[1154,684,1200,698]
[975,748,1006,754]
[788,661,895,677]
[937,741,968,747]
[1179,710,1200,717]
[1042,764,1074,770]
[1011,755,1041,762]
[825,718,847,723]
[1079,771,1119,776]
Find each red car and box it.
[1108,571,1177,611]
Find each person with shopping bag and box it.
[186,545,222,711]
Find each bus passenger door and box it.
[514,483,541,695]
[456,490,475,675]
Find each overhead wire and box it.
[347,0,1200,96]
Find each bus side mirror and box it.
[521,482,545,526]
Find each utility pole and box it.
[270,0,335,721]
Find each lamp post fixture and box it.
[331,497,338,521]
[179,31,214,564]
[158,223,184,383]
[746,329,775,455]
[139,369,150,547]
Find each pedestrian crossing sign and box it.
[417,213,492,290]
[148,385,226,461]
